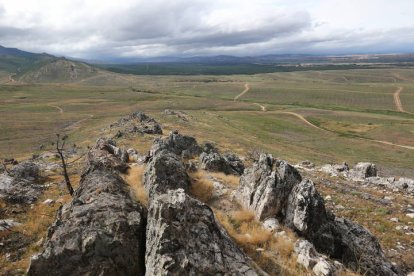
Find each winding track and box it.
[233,83,250,101]
[48,105,64,113]
[393,87,405,112]
[233,83,414,151]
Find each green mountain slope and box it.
[0,45,98,83]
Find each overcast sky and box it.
[0,0,413,59]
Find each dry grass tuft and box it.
[214,209,304,275]
[123,165,148,207]
[209,172,240,187]
[189,171,214,203]
[230,210,255,223]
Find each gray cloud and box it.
[0,0,413,59]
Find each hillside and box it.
[0,45,100,83]
[18,58,98,83]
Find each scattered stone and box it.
[390,218,399,223]
[163,109,191,122]
[406,213,414,219]
[42,199,55,205]
[319,163,349,177]
[294,239,343,276]
[127,148,146,164]
[325,195,332,201]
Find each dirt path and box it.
[65,114,94,131]
[253,103,267,112]
[8,74,16,83]
[393,87,405,112]
[274,111,327,132]
[234,83,250,101]
[48,105,64,113]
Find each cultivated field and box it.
[1,67,413,176]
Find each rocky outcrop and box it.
[10,161,40,181]
[86,138,129,173]
[0,162,43,204]
[285,179,336,255]
[110,111,162,135]
[146,189,261,276]
[144,150,190,196]
[149,130,202,158]
[144,135,262,275]
[163,109,191,122]
[365,176,414,194]
[200,151,244,175]
[236,154,302,220]
[330,217,398,275]
[28,158,146,275]
[318,163,349,177]
[236,153,401,276]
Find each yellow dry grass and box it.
[189,170,214,203]
[1,174,73,274]
[214,209,303,275]
[123,165,148,207]
[209,172,240,187]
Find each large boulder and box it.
[87,138,129,173]
[144,150,190,197]
[294,239,343,276]
[200,152,244,175]
[236,154,302,220]
[0,162,43,204]
[350,162,377,180]
[28,169,147,276]
[145,189,261,276]
[285,179,336,255]
[331,217,400,276]
[149,130,201,158]
[10,161,40,181]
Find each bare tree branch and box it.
[56,134,74,196]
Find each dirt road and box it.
[48,105,64,113]
[234,83,250,101]
[254,103,267,112]
[393,87,405,112]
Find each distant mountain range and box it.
[1,44,414,79]
[96,53,414,65]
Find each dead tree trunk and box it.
[56,134,74,196]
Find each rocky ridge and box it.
[1,111,411,275]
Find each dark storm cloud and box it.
[0,0,413,58]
